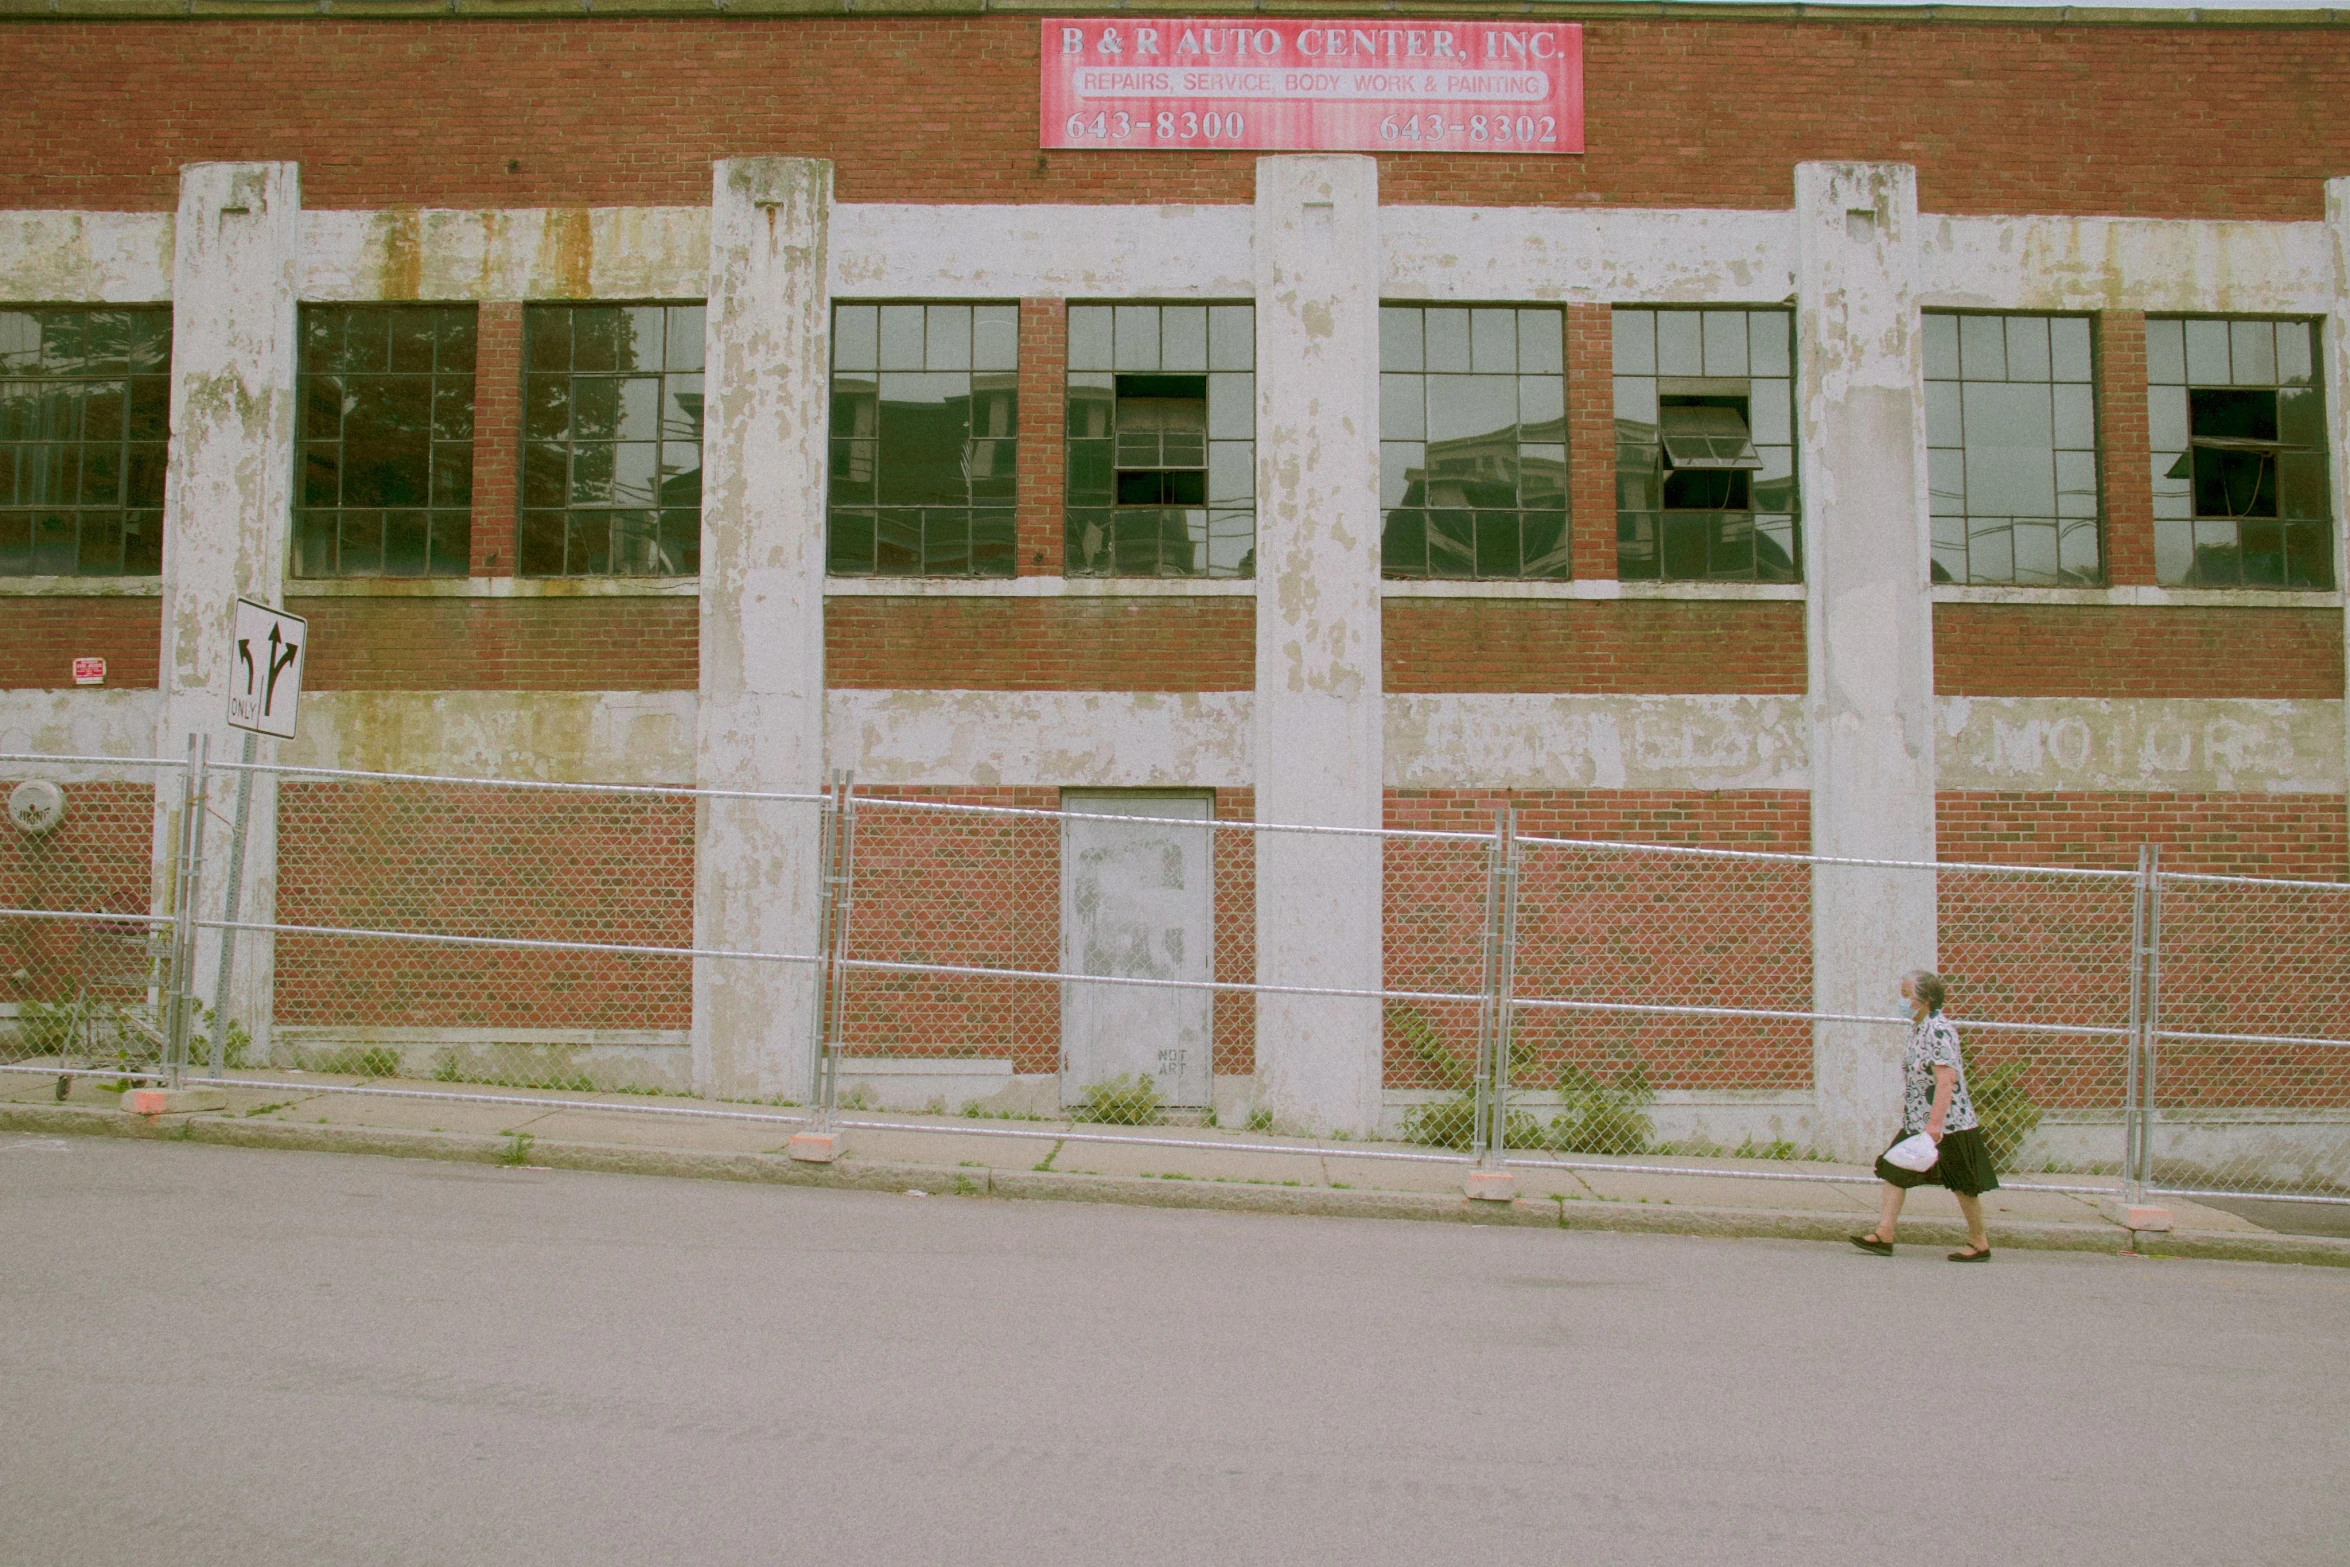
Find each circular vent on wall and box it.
[8,780,66,836]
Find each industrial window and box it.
[1925,313,2100,586]
[520,304,705,577]
[295,305,476,578]
[2147,317,2331,589]
[827,303,1019,578]
[1613,308,1799,583]
[1378,305,1568,580]
[0,308,170,577]
[1065,303,1254,578]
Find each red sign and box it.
[1042,19,1583,155]
[71,656,105,686]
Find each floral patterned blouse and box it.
[1902,1012,1979,1135]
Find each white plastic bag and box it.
[1883,1132,1940,1173]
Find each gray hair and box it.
[1904,969,1947,1012]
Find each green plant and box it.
[1735,1135,1799,1162]
[1402,1092,1542,1151]
[1971,1057,2044,1168]
[17,998,75,1058]
[192,1005,251,1070]
[1069,1073,1164,1126]
[1245,1105,1274,1133]
[1547,1062,1655,1155]
[498,1130,535,1167]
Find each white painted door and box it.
[1060,792,1214,1109]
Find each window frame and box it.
[0,305,173,579]
[1612,306,1801,585]
[1924,310,2103,588]
[1064,300,1255,580]
[825,300,1022,580]
[518,301,707,579]
[1377,302,1570,582]
[293,303,479,581]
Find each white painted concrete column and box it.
[156,161,302,1065]
[2325,177,2350,862]
[691,157,832,1102]
[1251,156,1384,1136]
[1795,162,1937,1159]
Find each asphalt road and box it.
[4,1134,2345,1567]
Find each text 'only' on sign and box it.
[1041,19,1583,155]
[227,598,307,741]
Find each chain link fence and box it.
[4,748,2344,1206]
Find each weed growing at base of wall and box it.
[1069,1074,1164,1126]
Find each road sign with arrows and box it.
[227,598,308,739]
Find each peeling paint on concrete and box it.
[830,204,1253,298]
[1937,697,2346,794]
[0,211,174,303]
[829,690,1251,788]
[300,206,709,302]
[0,691,167,777]
[1920,214,2332,314]
[1386,695,1810,792]
[283,692,695,782]
[1380,206,1795,303]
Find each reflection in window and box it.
[827,303,1019,578]
[519,304,704,577]
[2148,318,2331,589]
[1613,308,1799,583]
[1926,313,2100,586]
[1378,305,1567,580]
[1066,303,1253,578]
[0,308,171,577]
[295,306,477,578]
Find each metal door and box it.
[1060,792,1214,1108]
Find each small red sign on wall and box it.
[71,657,106,686]
[1042,18,1584,155]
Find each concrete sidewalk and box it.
[5,1066,2344,1267]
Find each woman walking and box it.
[1851,970,1998,1261]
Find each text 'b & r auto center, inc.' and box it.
[1040,19,1585,154]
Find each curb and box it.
[7,1103,2346,1268]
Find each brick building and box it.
[2,3,2346,1153]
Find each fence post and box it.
[2124,843,2148,1203]
[163,733,209,1092]
[2140,841,2162,1196]
[206,729,259,1079]
[789,771,856,1163]
[2109,842,2173,1233]
[1466,806,1519,1202]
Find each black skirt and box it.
[1874,1126,2001,1196]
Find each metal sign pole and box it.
[207,729,259,1078]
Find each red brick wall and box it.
[1384,789,1813,1094]
[291,596,698,690]
[469,302,523,577]
[1938,791,2349,878]
[2095,312,2155,587]
[0,599,161,690]
[1016,298,1066,578]
[0,778,155,1018]
[1934,604,2344,698]
[6,20,2348,219]
[825,596,1253,691]
[274,780,694,1030]
[1566,302,1617,582]
[1385,599,1806,694]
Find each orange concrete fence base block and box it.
[787,1131,845,1164]
[2104,1201,2175,1233]
[1463,1169,1517,1203]
[120,1087,227,1117]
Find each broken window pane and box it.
[1064,304,1253,579]
[1613,307,1799,583]
[1923,312,2100,587]
[2147,317,2330,589]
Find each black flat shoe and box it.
[1849,1234,1893,1256]
[1947,1246,1992,1262]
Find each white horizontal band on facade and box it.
[5,201,2343,311]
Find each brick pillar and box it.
[1567,302,1618,580]
[2097,310,2156,586]
[1017,297,1067,576]
[470,301,523,577]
